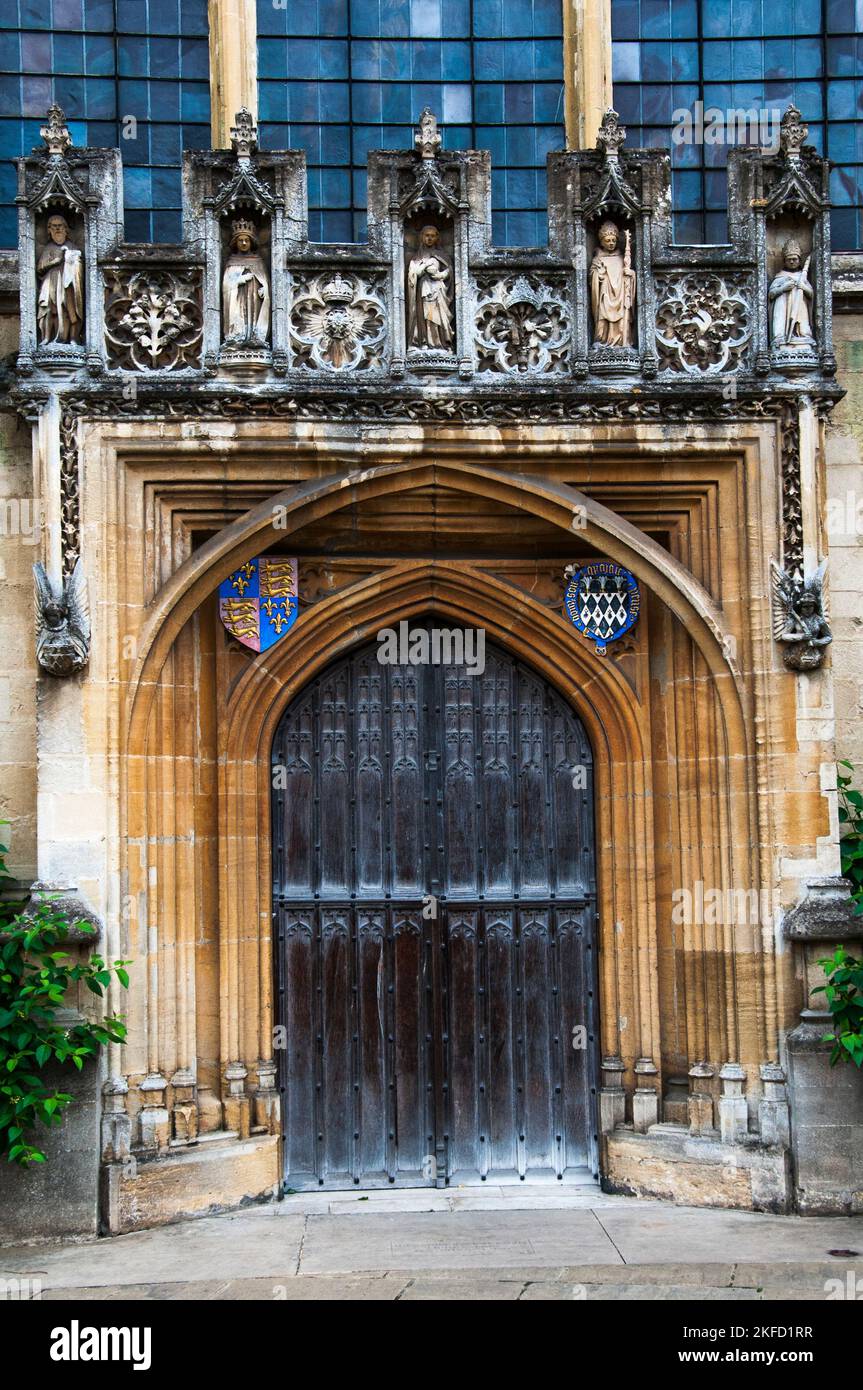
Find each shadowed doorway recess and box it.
[272,622,598,1190]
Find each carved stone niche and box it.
[219,211,272,371]
[212,111,276,373]
[403,213,458,370]
[389,109,471,378]
[758,105,832,378]
[17,104,123,377]
[580,111,643,377]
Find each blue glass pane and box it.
[258,0,563,245]
[612,0,863,248]
[0,1,211,244]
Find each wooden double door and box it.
[272,624,598,1189]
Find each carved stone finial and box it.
[596,108,626,161]
[415,108,442,161]
[779,104,808,162]
[40,103,71,159]
[231,107,258,162]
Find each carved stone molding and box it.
[474,273,570,374]
[59,405,81,576]
[289,270,387,371]
[104,268,203,371]
[655,273,752,374]
[779,403,804,581]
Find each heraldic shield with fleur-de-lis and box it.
[564,561,640,655]
[218,556,299,653]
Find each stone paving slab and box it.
[595,1207,863,1266]
[298,1209,621,1273]
[0,1211,308,1288]
[2,1192,862,1299]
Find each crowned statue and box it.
[589,219,636,349]
[37,212,84,345]
[407,224,454,352]
[768,239,815,350]
[222,218,271,346]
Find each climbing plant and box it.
[837,759,863,914]
[813,946,863,1068]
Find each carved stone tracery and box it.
[104,268,204,371]
[655,273,752,374]
[289,270,386,371]
[474,273,569,374]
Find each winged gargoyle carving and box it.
[34,558,90,675]
[770,559,831,671]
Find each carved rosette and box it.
[289,270,386,371]
[655,273,752,374]
[104,268,203,371]
[474,274,569,374]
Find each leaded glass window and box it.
[257,0,566,245]
[612,0,863,250]
[0,0,211,248]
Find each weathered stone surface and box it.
[604,1129,791,1214]
[0,1057,101,1240]
[102,1134,280,1235]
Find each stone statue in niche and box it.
[37,212,84,345]
[33,559,90,676]
[589,220,636,349]
[768,239,815,351]
[407,224,454,352]
[222,217,270,346]
[771,560,832,671]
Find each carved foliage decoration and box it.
[474,274,569,374]
[289,270,386,371]
[59,407,81,576]
[655,273,752,374]
[104,268,203,371]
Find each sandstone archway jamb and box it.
[217,561,660,1109]
[126,460,750,756]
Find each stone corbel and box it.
[23,880,101,941]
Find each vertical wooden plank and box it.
[517,671,549,893]
[321,912,351,1180]
[485,913,518,1177]
[319,668,349,894]
[393,913,426,1177]
[480,656,514,894]
[283,911,316,1179]
[445,912,480,1177]
[443,671,477,895]
[558,909,592,1172]
[357,911,386,1180]
[391,667,423,893]
[356,660,384,893]
[521,912,556,1176]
